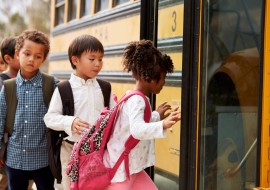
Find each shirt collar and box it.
[16,70,42,87]
[70,73,97,87]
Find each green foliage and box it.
[0,0,50,39]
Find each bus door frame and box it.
[140,0,159,180]
[180,0,201,189]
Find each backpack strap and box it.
[109,90,151,179]
[42,73,55,107]
[4,73,55,135]
[97,79,111,108]
[57,80,74,116]
[3,79,17,135]
[0,73,11,81]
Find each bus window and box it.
[95,0,109,12]
[80,0,92,17]
[55,0,65,26]
[114,0,130,6]
[68,0,77,21]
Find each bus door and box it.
[180,0,268,189]
[140,1,183,189]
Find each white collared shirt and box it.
[44,73,116,142]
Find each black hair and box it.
[68,35,104,69]
[0,37,16,64]
[122,39,174,82]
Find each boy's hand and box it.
[72,118,90,135]
[163,107,181,129]
[157,102,172,120]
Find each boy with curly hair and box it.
[0,30,57,190]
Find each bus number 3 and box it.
[172,11,177,32]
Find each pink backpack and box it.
[66,90,151,190]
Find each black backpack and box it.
[47,79,111,184]
[0,73,11,81]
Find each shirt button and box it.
[23,149,26,152]
[23,135,26,138]
[33,83,36,86]
[25,105,28,108]
[24,120,27,123]
[25,91,29,94]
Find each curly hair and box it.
[122,40,174,82]
[15,30,50,60]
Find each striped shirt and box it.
[0,71,57,170]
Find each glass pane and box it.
[199,0,263,190]
[55,4,65,26]
[154,1,183,189]
[95,0,109,12]
[56,0,64,4]
[81,0,92,17]
[115,0,129,6]
[68,0,77,21]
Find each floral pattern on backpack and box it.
[65,91,151,190]
[66,108,114,183]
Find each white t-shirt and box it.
[103,93,166,182]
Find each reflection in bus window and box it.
[199,0,263,189]
[81,0,92,17]
[55,0,65,26]
[68,0,77,21]
[114,0,130,6]
[95,0,109,12]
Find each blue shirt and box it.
[0,71,57,170]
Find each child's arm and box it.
[44,87,89,136]
[126,96,180,140]
[126,95,165,140]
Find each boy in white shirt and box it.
[44,35,116,190]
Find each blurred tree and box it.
[9,13,27,36]
[0,0,51,72]
[27,0,51,34]
[0,0,51,40]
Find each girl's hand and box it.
[163,107,181,129]
[72,118,90,135]
[157,102,172,120]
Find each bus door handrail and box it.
[224,138,257,176]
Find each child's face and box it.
[0,54,7,73]
[16,39,46,79]
[73,51,103,80]
[150,72,166,94]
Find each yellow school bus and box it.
[49,0,270,189]
[49,0,182,189]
